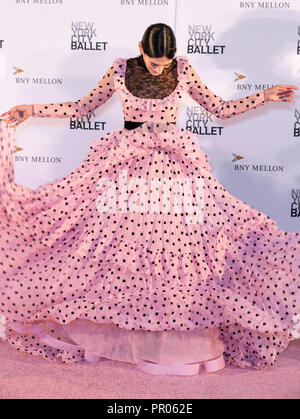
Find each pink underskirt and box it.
[64,321,225,364]
[7,319,225,365]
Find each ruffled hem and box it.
[2,316,299,369]
[2,320,224,365]
[2,319,224,365]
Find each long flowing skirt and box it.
[0,121,299,369]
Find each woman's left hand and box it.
[264,84,298,102]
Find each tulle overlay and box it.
[0,119,299,369]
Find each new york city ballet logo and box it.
[294,109,300,137]
[95,169,205,225]
[70,111,107,131]
[71,21,108,51]
[291,189,300,217]
[185,106,224,136]
[187,25,226,55]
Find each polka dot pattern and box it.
[0,56,299,368]
[185,62,267,119]
[32,64,116,118]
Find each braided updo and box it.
[141,23,177,59]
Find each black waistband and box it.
[124,120,176,130]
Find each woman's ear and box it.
[138,41,143,54]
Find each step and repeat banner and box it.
[0,0,299,231]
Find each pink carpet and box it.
[0,339,299,399]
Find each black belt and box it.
[124,120,176,130]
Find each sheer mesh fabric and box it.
[125,55,178,99]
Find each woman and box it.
[0,23,299,376]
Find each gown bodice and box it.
[32,55,268,124]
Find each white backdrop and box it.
[0,0,299,231]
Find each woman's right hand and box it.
[0,104,33,127]
[263,85,298,102]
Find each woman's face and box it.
[138,42,173,76]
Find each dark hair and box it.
[141,23,177,59]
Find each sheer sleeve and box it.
[186,61,269,120]
[32,61,116,118]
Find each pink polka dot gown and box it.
[0,55,299,369]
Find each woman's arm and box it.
[185,61,267,119]
[185,60,297,120]
[32,60,116,119]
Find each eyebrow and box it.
[150,61,173,67]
